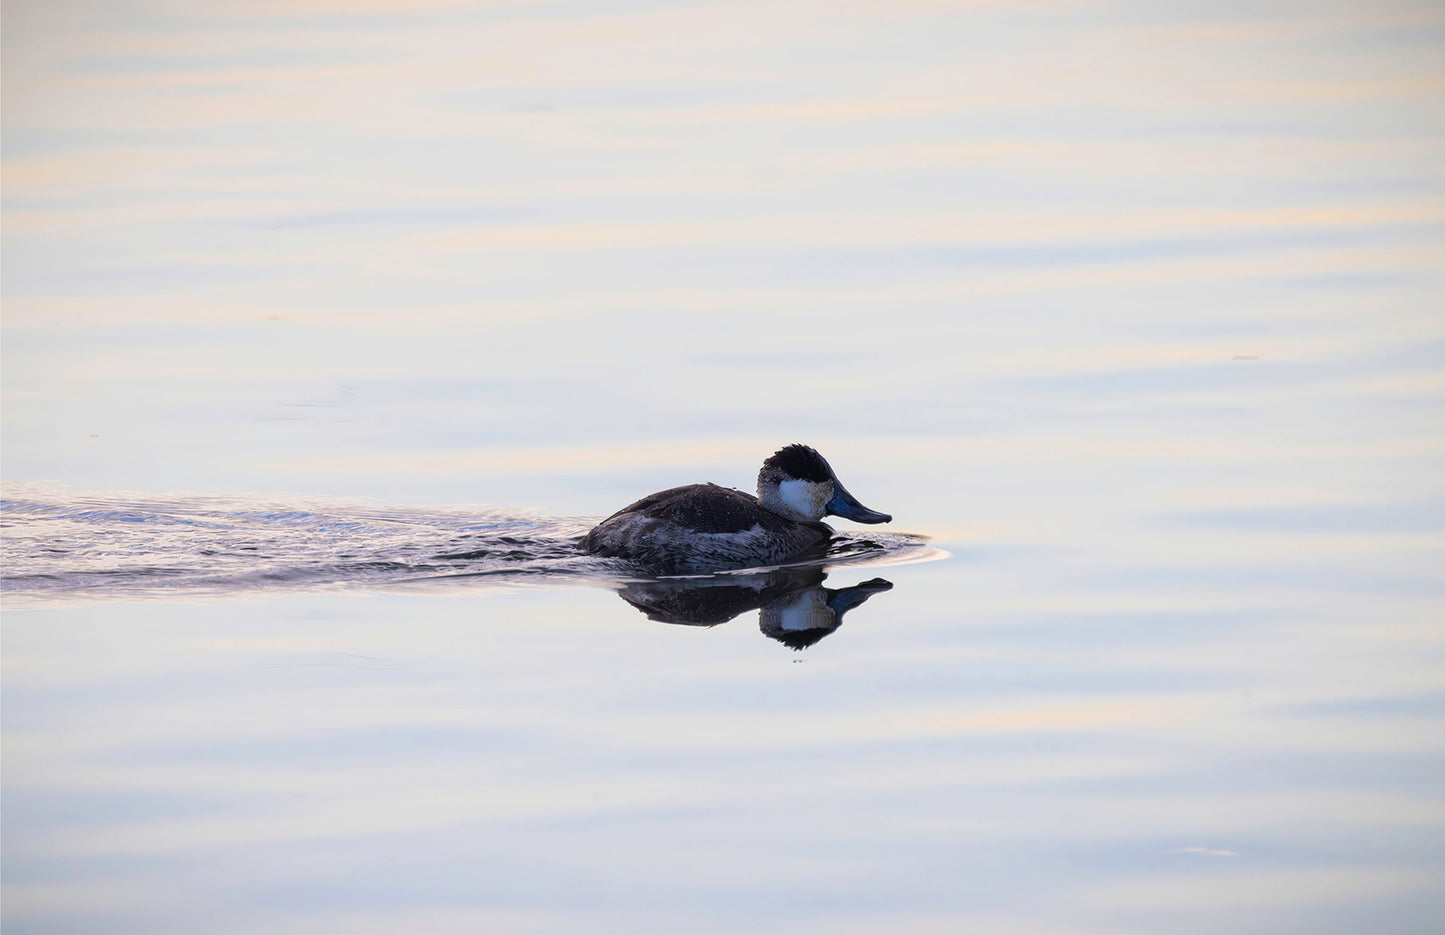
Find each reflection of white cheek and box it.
[775,592,831,630]
[777,479,825,518]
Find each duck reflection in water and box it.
[615,565,893,650]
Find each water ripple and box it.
[1,491,941,602]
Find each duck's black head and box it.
[763,444,833,483]
[757,444,892,525]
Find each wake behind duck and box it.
[3,448,934,602]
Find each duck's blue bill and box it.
[826,483,892,524]
[826,577,894,615]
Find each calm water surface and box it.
[4,1,1444,933]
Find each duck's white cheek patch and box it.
[777,479,829,520]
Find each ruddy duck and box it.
[579,444,892,574]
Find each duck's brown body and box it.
[578,483,830,575]
[579,445,890,575]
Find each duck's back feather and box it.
[579,483,830,574]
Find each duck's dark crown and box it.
[764,444,833,482]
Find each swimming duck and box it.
[578,444,891,574]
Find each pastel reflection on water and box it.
[3,0,1443,932]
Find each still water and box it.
[4,1,1444,932]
